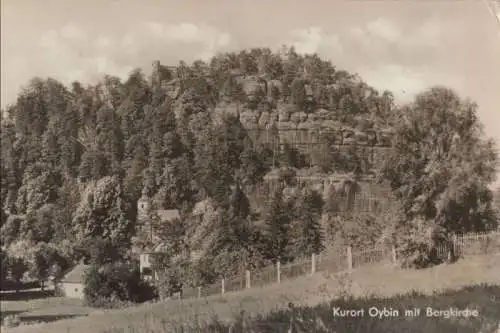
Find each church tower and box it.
[137,190,152,238]
[150,60,161,88]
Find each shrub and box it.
[2,314,21,328]
[83,262,158,308]
[156,266,183,300]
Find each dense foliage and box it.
[380,88,498,267]
[0,46,497,294]
[83,262,158,308]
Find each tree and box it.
[15,163,61,214]
[1,121,19,214]
[155,154,194,210]
[8,257,28,291]
[0,215,23,247]
[193,115,247,203]
[151,215,187,256]
[290,78,307,109]
[208,183,254,276]
[94,107,124,176]
[83,262,157,308]
[381,87,498,267]
[72,176,134,247]
[53,176,81,243]
[288,189,325,258]
[262,187,292,263]
[122,135,149,203]
[1,249,9,283]
[74,238,123,266]
[238,138,269,186]
[493,186,500,218]
[27,242,68,290]
[22,204,57,243]
[151,251,200,299]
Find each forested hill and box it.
[0,46,396,222]
[1,47,498,289]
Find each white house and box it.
[139,243,171,281]
[136,199,181,280]
[60,262,89,299]
[135,194,208,280]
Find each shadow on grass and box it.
[152,284,500,333]
[1,280,41,292]
[0,290,55,301]
[20,314,88,325]
[0,311,25,321]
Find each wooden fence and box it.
[177,231,500,300]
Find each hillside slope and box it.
[5,255,500,333]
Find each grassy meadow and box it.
[1,293,95,327]
[1,254,499,333]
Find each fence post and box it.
[277,261,281,284]
[221,278,225,294]
[245,270,251,289]
[452,234,458,258]
[197,286,201,298]
[347,246,353,271]
[391,245,397,265]
[311,253,316,275]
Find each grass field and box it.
[2,254,499,333]
[1,296,95,326]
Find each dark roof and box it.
[62,263,90,284]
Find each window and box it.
[75,288,78,292]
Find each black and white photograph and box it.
[1,0,500,332]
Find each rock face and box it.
[236,75,267,101]
[213,101,240,125]
[213,100,395,148]
[153,60,395,170]
[154,61,393,150]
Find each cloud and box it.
[365,18,401,43]
[280,19,463,103]
[359,64,464,103]
[36,27,133,84]
[349,17,446,52]
[139,22,231,48]
[403,18,444,47]
[142,21,231,60]
[290,26,324,54]
[282,18,463,103]
[360,65,427,102]
[337,16,465,96]
[287,26,343,56]
[59,24,88,41]
[95,36,112,49]
[1,22,232,106]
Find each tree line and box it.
[0,46,497,304]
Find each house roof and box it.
[62,263,90,284]
[152,242,169,252]
[156,209,180,221]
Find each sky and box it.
[1,0,500,185]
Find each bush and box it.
[156,266,183,300]
[2,314,21,328]
[83,262,158,308]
